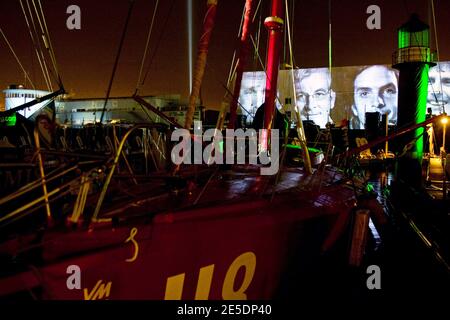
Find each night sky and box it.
[0,0,449,110]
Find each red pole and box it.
[228,0,255,129]
[263,0,284,131]
[185,0,218,130]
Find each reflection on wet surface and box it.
[365,169,394,208]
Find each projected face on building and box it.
[239,72,283,124]
[239,72,266,119]
[294,68,335,128]
[351,65,398,129]
[427,62,450,115]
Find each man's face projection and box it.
[428,63,450,115]
[296,70,333,128]
[353,66,398,127]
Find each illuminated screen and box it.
[237,72,282,125]
[239,61,450,129]
[427,61,450,115]
[238,72,266,120]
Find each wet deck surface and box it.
[272,168,449,314]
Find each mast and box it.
[228,0,255,129]
[263,0,284,132]
[184,0,218,130]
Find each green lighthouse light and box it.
[395,14,432,64]
[398,14,429,49]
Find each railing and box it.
[340,114,447,158]
[0,165,97,227]
[392,46,436,65]
[91,124,171,222]
[0,123,170,229]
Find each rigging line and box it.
[32,0,60,90]
[283,0,294,66]
[328,0,332,119]
[20,0,43,88]
[283,6,287,65]
[290,0,295,67]
[254,8,262,62]
[26,0,53,90]
[252,0,262,23]
[24,0,53,91]
[328,0,332,74]
[35,0,62,89]
[221,83,251,117]
[36,0,59,81]
[226,51,238,88]
[285,1,301,134]
[135,0,160,95]
[249,35,283,108]
[140,0,176,91]
[430,0,440,62]
[0,26,35,89]
[430,0,444,114]
[203,59,252,116]
[226,4,246,87]
[20,0,51,91]
[285,0,313,179]
[36,0,63,88]
[100,0,136,124]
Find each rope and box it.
[328,0,332,107]
[20,0,51,91]
[285,0,312,175]
[139,0,176,91]
[282,0,295,66]
[248,35,283,108]
[36,0,63,88]
[226,0,262,88]
[254,7,262,62]
[100,0,136,124]
[225,4,246,87]
[430,0,444,114]
[0,26,35,89]
[25,0,53,91]
[69,175,91,224]
[135,0,160,95]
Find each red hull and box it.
[0,173,354,300]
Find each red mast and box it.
[184,0,218,130]
[263,0,284,131]
[228,0,255,129]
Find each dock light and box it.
[441,116,448,125]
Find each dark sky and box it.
[1,0,449,110]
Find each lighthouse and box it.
[393,14,435,189]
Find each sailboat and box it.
[0,0,395,301]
